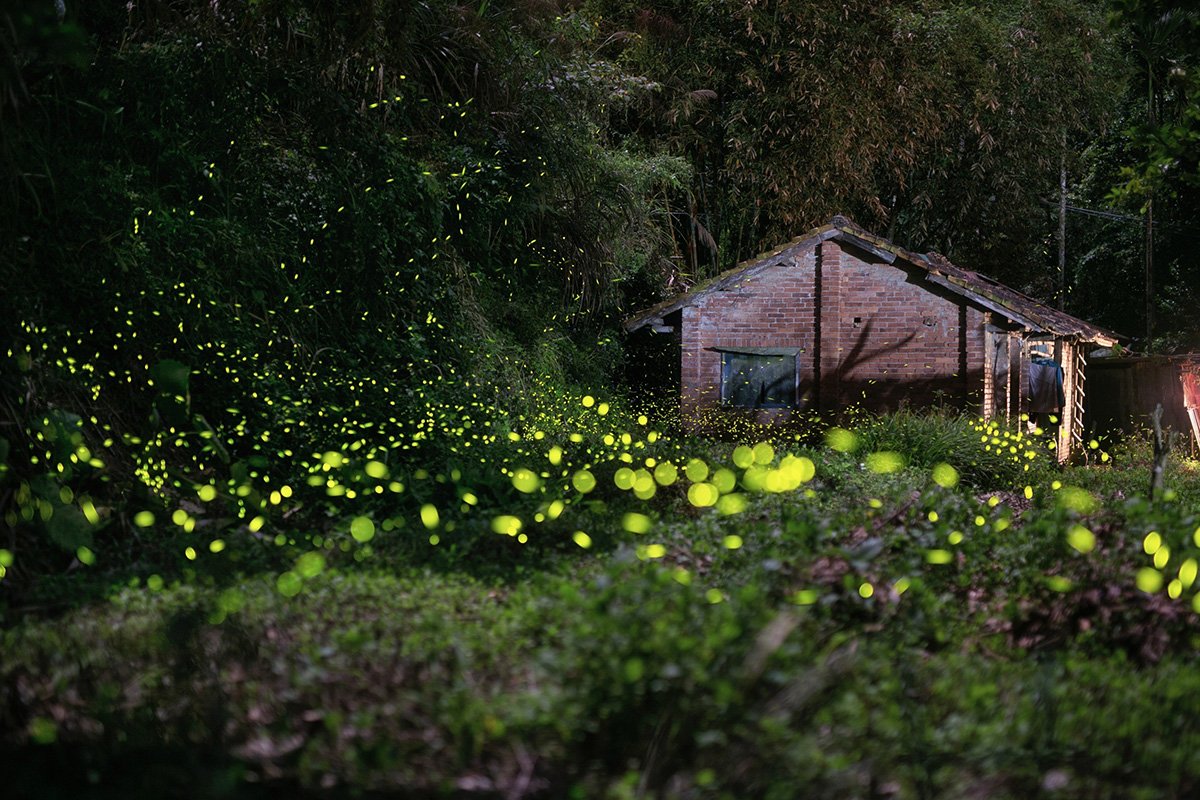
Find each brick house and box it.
[624,216,1118,458]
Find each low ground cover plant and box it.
[4,398,1200,798]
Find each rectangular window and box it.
[720,350,798,408]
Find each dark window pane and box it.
[722,353,796,408]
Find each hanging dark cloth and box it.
[1028,357,1065,413]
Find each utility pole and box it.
[1058,150,1067,310]
[1145,51,1157,345]
[1146,197,1155,343]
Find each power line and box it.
[1049,201,1200,239]
[1063,203,1136,223]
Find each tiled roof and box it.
[624,215,1119,346]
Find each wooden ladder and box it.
[1072,346,1087,458]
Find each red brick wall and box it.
[681,238,986,421]
[681,245,819,419]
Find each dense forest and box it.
[3,1,1200,797]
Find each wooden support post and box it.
[1009,334,1021,423]
[1058,341,1072,460]
[982,317,995,422]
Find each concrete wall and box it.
[1086,357,1200,457]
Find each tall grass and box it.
[851,410,1055,488]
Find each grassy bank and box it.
[5,413,1200,798]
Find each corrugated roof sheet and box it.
[624,215,1119,346]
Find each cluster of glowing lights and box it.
[2,68,1185,620]
[11,311,1200,616]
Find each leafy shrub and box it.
[4,561,1200,798]
[851,410,1057,488]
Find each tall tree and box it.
[589,0,1123,298]
[1108,0,1199,343]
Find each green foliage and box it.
[0,0,693,604]
[3,388,1200,794]
[1107,0,1200,201]
[587,0,1123,284]
[4,538,1200,797]
[4,2,1200,795]
[850,410,1057,488]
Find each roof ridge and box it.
[623,216,1119,345]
